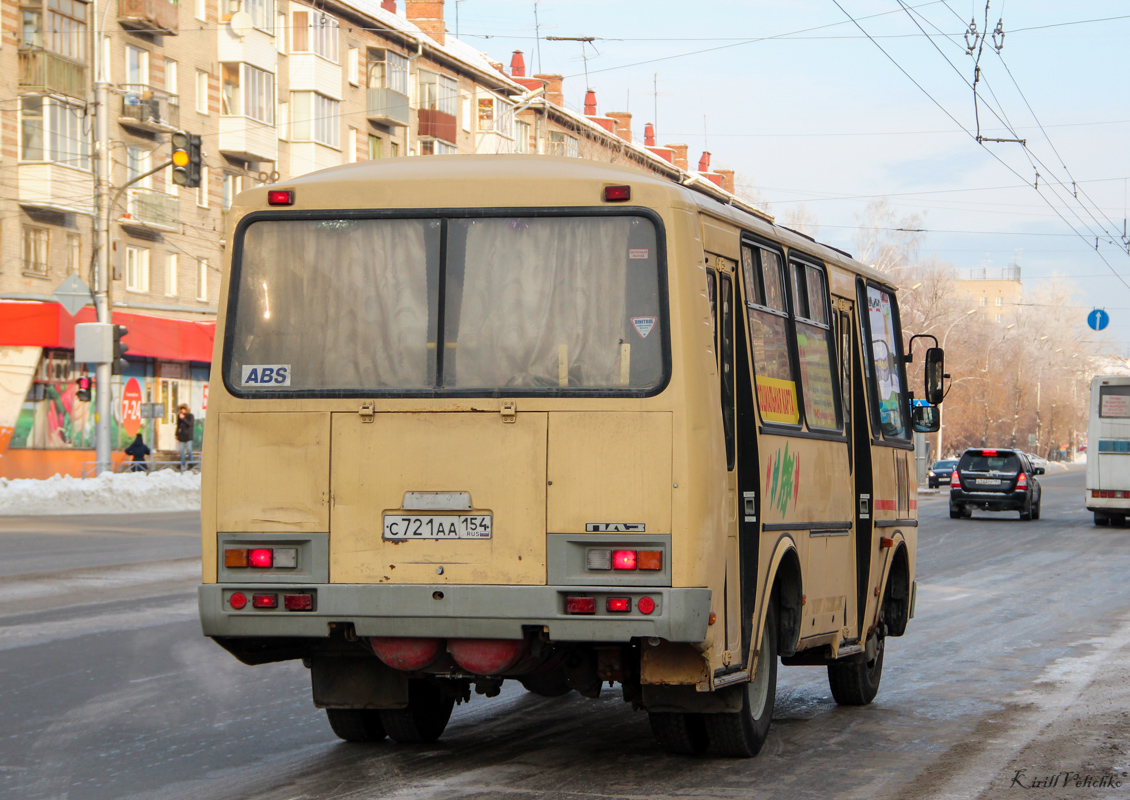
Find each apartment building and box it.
[0,0,746,477]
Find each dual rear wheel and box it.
[326,680,455,744]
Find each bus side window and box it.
[743,244,801,427]
[859,282,909,440]
[790,260,842,432]
[706,267,718,365]
[720,273,736,470]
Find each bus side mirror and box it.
[925,347,945,405]
[912,404,940,433]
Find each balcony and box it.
[219,115,277,163]
[18,162,94,216]
[123,188,178,231]
[118,0,179,34]
[366,88,410,127]
[120,86,180,132]
[18,48,86,100]
[418,109,456,144]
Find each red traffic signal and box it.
[76,376,92,402]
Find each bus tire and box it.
[380,680,454,744]
[325,708,386,743]
[704,605,777,757]
[648,712,709,755]
[827,632,884,706]
[1095,513,1110,526]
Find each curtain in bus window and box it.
[865,285,907,438]
[1099,385,1130,418]
[229,218,437,390]
[448,217,660,390]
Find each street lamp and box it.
[936,309,978,458]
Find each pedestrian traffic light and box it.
[112,324,130,375]
[76,376,92,402]
[171,131,202,188]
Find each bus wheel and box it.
[648,712,709,755]
[827,631,885,706]
[1095,513,1110,526]
[704,609,777,757]
[325,708,386,743]
[380,680,455,744]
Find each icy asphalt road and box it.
[0,466,1128,800]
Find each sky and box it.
[450,1,1130,351]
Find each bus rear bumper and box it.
[198,583,712,644]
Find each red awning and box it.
[0,302,216,363]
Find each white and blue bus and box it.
[1086,375,1130,525]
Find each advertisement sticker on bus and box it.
[1101,393,1130,417]
[632,317,657,338]
[241,365,291,386]
[755,375,800,425]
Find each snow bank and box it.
[0,470,201,515]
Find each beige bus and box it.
[198,155,942,757]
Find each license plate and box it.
[383,514,492,539]
[975,478,1001,486]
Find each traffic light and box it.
[171,131,202,188]
[112,324,130,375]
[76,376,92,403]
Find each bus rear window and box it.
[226,214,665,395]
[1099,385,1130,418]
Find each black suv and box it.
[928,459,958,489]
[950,448,1044,520]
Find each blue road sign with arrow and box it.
[1088,308,1110,331]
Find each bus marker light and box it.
[880,537,894,549]
[284,593,314,611]
[604,185,631,202]
[249,548,273,568]
[612,550,637,570]
[273,548,298,569]
[566,596,596,614]
[586,549,612,570]
[224,548,249,568]
[267,190,294,205]
[637,596,656,615]
[708,612,717,625]
[229,591,248,610]
[606,597,631,612]
[252,593,278,609]
[638,550,662,570]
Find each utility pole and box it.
[92,0,113,475]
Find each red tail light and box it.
[1016,472,1027,490]
[283,593,314,611]
[606,597,631,612]
[252,593,278,609]
[951,470,961,488]
[228,591,248,610]
[249,548,273,568]
[566,596,596,614]
[612,550,637,570]
[637,596,656,615]
[981,449,998,456]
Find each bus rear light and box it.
[284,593,314,611]
[637,596,656,615]
[566,596,596,614]
[229,591,248,610]
[273,548,298,568]
[603,185,631,202]
[606,597,631,612]
[1094,489,1128,498]
[586,549,612,570]
[267,189,294,205]
[612,550,637,570]
[637,550,663,570]
[249,548,273,568]
[252,593,278,609]
[224,548,249,568]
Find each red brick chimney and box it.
[607,111,632,143]
[698,151,711,172]
[667,144,689,171]
[405,0,445,45]
[534,74,563,106]
[510,51,526,78]
[715,168,735,194]
[644,122,655,147]
[584,89,597,116]
[381,0,396,12]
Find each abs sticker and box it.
[632,317,657,338]
[242,365,291,386]
[628,248,650,259]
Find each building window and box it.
[126,45,149,86]
[995,314,1002,323]
[418,71,457,115]
[221,63,275,124]
[197,165,210,207]
[995,296,1003,307]
[291,91,338,146]
[67,233,81,274]
[291,9,338,62]
[548,131,578,157]
[419,140,455,155]
[165,253,178,296]
[165,58,178,98]
[347,46,360,85]
[347,127,358,162]
[22,226,49,276]
[515,120,531,153]
[127,146,151,188]
[196,258,209,301]
[367,49,408,94]
[245,0,273,31]
[165,165,178,196]
[196,70,209,113]
[24,0,88,60]
[979,296,987,307]
[223,172,242,209]
[368,134,381,160]
[391,141,399,157]
[20,96,89,167]
[125,246,150,292]
[276,11,286,50]
[195,0,207,21]
[477,96,514,136]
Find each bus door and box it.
[844,299,874,638]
